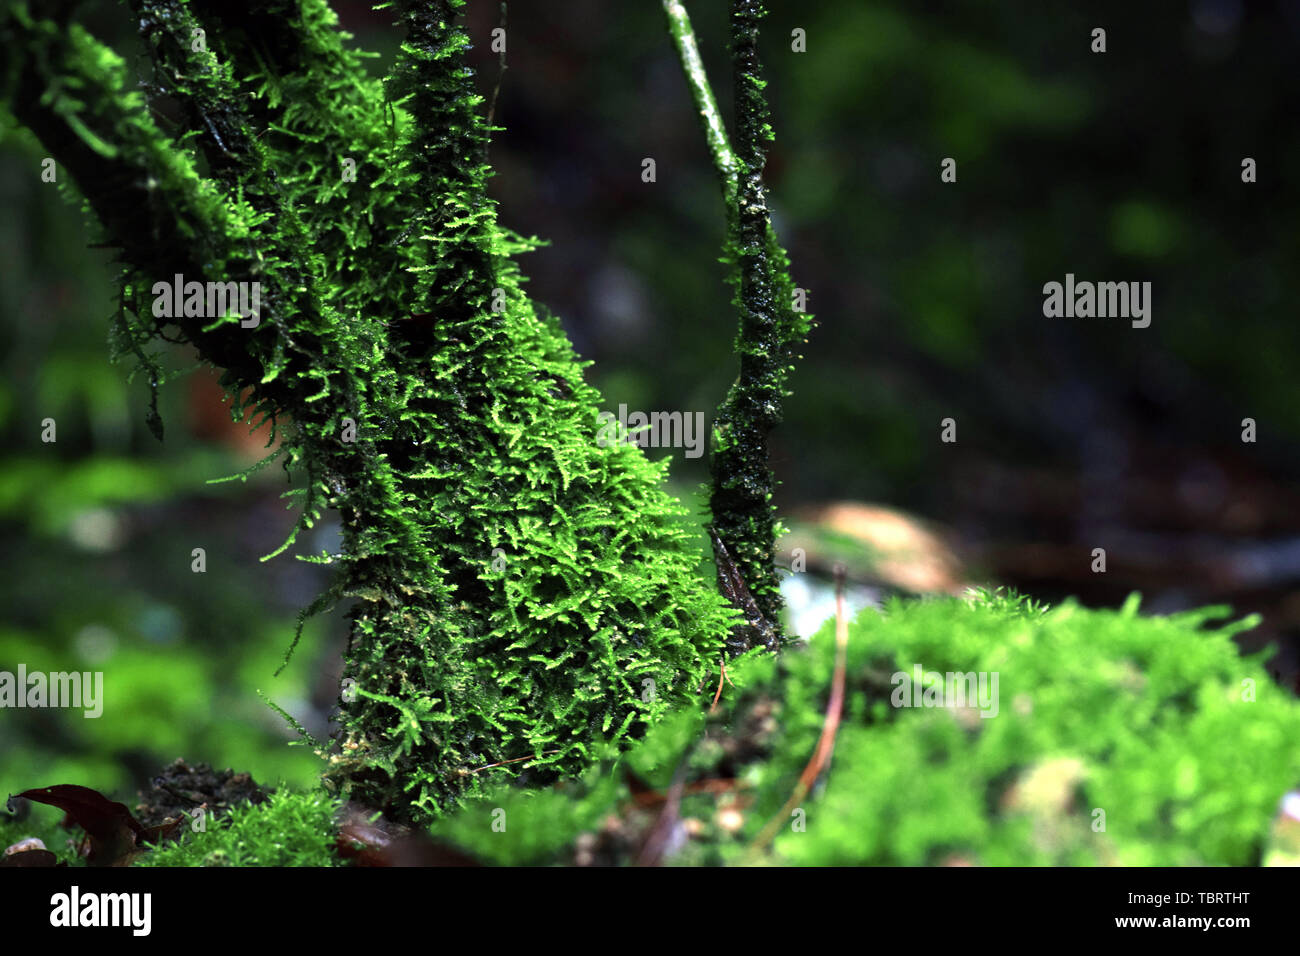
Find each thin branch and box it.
[661,0,738,203]
[455,749,563,776]
[709,652,735,712]
[485,2,508,146]
[664,1,804,650]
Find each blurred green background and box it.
[3,0,1300,805]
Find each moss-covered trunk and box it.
[2,0,737,822]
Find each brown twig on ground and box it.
[710,653,735,713]
[455,749,563,776]
[748,564,850,853]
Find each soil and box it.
[133,758,273,830]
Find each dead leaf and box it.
[14,784,180,866]
[0,848,61,867]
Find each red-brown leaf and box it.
[15,784,147,866]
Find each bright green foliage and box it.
[137,788,342,867]
[755,593,1300,865]
[428,773,624,867]
[430,592,1300,865]
[0,619,328,798]
[1,0,735,824]
[0,788,340,867]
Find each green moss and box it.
[2,788,339,868]
[707,0,812,640]
[428,592,1300,865]
[136,788,342,867]
[8,2,1297,862]
[2,0,737,824]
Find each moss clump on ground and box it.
[424,592,1300,865]
[13,591,1290,867]
[136,788,342,867]
[2,785,339,867]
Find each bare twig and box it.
[660,0,738,203]
[454,748,562,777]
[709,652,735,712]
[748,564,850,853]
[485,3,508,144]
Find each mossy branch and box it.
[4,0,737,823]
[663,1,812,651]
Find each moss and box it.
[12,591,1290,867]
[136,788,342,867]
[427,592,1300,865]
[2,0,737,823]
[701,1,813,642]
[1,785,339,867]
